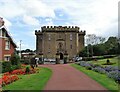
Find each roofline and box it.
[1,26,17,48]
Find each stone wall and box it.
[35,26,85,59]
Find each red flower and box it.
[2,75,19,86]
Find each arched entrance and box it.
[60,53,63,60]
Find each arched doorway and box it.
[60,53,63,60]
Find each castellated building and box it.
[35,26,86,59]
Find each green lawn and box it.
[2,67,52,91]
[88,57,118,67]
[71,64,119,92]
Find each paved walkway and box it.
[40,64,108,91]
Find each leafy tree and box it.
[10,53,20,65]
[79,36,119,57]
[104,37,118,55]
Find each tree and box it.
[85,34,106,57]
[79,36,118,57]
[104,37,118,55]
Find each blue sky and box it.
[0,0,118,50]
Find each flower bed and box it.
[0,67,39,87]
[79,61,120,84]
[0,75,19,86]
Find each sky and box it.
[0,0,119,50]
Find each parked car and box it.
[44,58,56,62]
[73,57,82,62]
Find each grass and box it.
[71,64,119,92]
[88,57,118,67]
[2,67,52,91]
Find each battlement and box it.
[35,26,86,34]
[41,26,79,31]
[78,30,86,35]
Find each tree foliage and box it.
[79,36,119,57]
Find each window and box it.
[4,56,10,61]
[2,30,6,37]
[70,34,72,41]
[70,45,72,49]
[48,34,51,41]
[59,35,61,38]
[5,40,10,50]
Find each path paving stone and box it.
[40,64,109,91]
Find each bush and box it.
[92,67,106,74]
[2,62,12,73]
[107,70,120,83]
[25,67,30,74]
[84,63,92,70]
[10,54,20,65]
[2,61,21,73]
[79,61,87,67]
[82,55,116,61]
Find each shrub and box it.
[10,54,20,65]
[25,67,30,74]
[2,61,21,73]
[92,67,106,74]
[79,61,87,67]
[85,63,92,70]
[104,66,115,72]
[2,62,12,73]
[107,70,120,83]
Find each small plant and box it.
[85,63,92,70]
[107,70,120,84]
[25,67,30,74]
[92,67,106,74]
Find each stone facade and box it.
[35,26,85,59]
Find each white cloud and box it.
[0,0,55,19]
[4,18,12,28]
[44,18,54,26]
[0,0,119,50]
[20,0,55,18]
[23,15,40,26]
[0,0,25,18]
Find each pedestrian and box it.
[35,57,39,67]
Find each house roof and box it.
[0,26,17,48]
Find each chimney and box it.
[0,17,4,27]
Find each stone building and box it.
[35,26,85,59]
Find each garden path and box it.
[40,64,108,91]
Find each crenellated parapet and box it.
[35,30,43,35]
[78,30,86,35]
[41,26,79,32]
[35,26,86,34]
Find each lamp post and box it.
[56,51,60,64]
[39,51,43,64]
[64,51,68,64]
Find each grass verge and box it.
[88,57,118,67]
[71,64,119,92]
[2,67,52,91]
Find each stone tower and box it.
[35,26,85,59]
